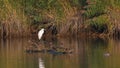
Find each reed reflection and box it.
[0,38,120,68]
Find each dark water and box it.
[0,38,120,68]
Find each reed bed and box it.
[0,0,120,38]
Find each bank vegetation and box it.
[0,0,120,39]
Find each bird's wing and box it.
[38,29,44,40]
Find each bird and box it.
[38,28,45,40]
[104,52,110,57]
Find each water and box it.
[0,38,120,68]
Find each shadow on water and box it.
[0,37,120,68]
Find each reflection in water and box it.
[39,58,45,68]
[0,38,120,68]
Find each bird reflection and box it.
[39,58,45,68]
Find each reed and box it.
[82,0,120,37]
[0,0,30,38]
[0,0,120,38]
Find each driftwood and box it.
[25,40,73,54]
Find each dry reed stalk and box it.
[0,0,30,38]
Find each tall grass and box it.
[82,0,120,37]
[0,0,120,38]
[0,0,29,38]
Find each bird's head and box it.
[41,28,45,30]
[39,28,46,33]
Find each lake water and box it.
[0,37,120,68]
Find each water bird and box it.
[38,28,45,40]
[104,52,110,57]
[25,28,45,53]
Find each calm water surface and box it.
[0,38,120,68]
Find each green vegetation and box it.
[82,0,120,38]
[0,0,120,38]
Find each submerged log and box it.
[26,48,73,54]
